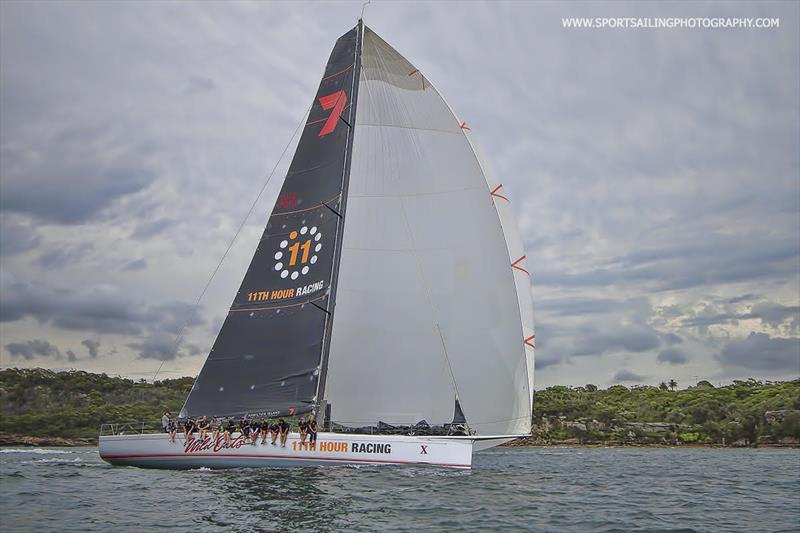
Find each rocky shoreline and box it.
[0,434,98,447]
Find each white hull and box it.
[99,432,475,469]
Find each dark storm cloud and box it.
[718,332,800,372]
[127,333,204,361]
[571,323,661,357]
[123,259,147,271]
[534,236,798,291]
[66,349,77,363]
[5,339,62,360]
[81,339,100,359]
[657,348,689,365]
[613,370,645,383]
[0,276,205,337]
[0,132,158,224]
[0,220,41,256]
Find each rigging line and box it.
[151,104,312,384]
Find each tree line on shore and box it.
[0,368,798,444]
[533,379,799,445]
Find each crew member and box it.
[223,418,235,444]
[167,416,177,443]
[161,411,171,433]
[299,417,308,444]
[197,416,210,440]
[307,415,318,446]
[259,419,270,445]
[278,418,290,447]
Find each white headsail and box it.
[326,27,533,436]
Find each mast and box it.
[314,18,363,423]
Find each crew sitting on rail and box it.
[270,419,280,445]
[167,416,177,443]
[249,419,261,445]
[259,419,270,445]
[239,418,250,440]
[299,417,308,443]
[278,418,290,447]
[210,417,220,441]
[307,415,318,445]
[183,417,196,440]
[197,416,210,440]
[224,418,235,444]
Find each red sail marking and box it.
[318,90,347,137]
[490,184,509,202]
[460,121,471,131]
[511,255,529,276]
[524,335,536,350]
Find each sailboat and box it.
[99,19,535,470]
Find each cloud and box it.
[127,332,203,361]
[0,219,41,256]
[5,339,62,360]
[66,349,77,363]
[572,323,661,356]
[657,348,689,365]
[0,275,205,336]
[123,258,147,271]
[613,369,645,383]
[718,332,800,372]
[131,218,176,240]
[81,339,100,358]
[36,242,94,270]
[662,333,683,346]
[0,128,158,224]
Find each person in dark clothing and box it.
[239,418,250,439]
[167,417,177,443]
[307,415,318,446]
[249,419,261,445]
[270,420,280,445]
[259,419,270,445]
[223,419,235,444]
[183,417,196,441]
[278,418,290,447]
[299,418,308,444]
[197,416,210,440]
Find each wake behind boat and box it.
[100,18,535,470]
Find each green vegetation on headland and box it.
[0,368,798,447]
[0,368,192,444]
[519,379,800,447]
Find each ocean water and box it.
[1,446,798,532]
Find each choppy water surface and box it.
[1,446,798,532]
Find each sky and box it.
[0,0,798,389]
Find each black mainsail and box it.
[181,22,362,420]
